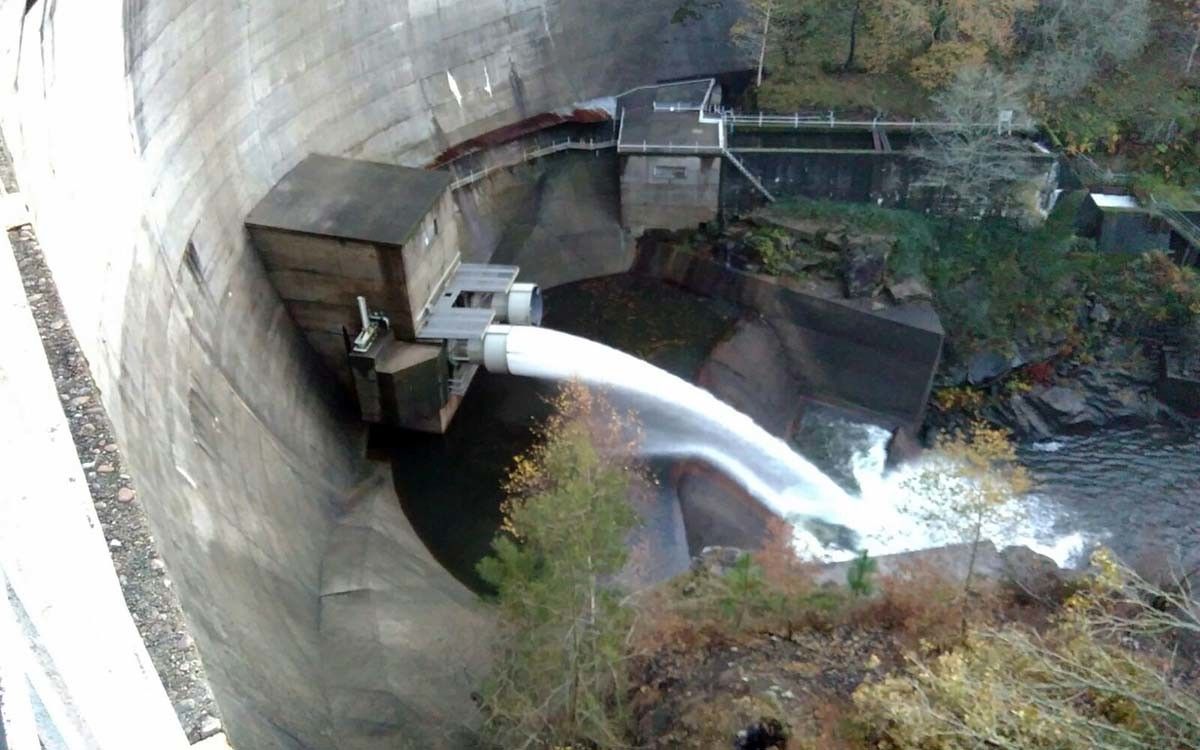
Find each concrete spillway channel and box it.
[0,1,748,748]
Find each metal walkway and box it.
[721,150,776,203]
[449,138,616,190]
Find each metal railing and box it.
[1149,197,1200,266]
[449,138,616,190]
[616,141,723,155]
[721,109,1033,134]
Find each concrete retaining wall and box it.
[621,154,722,232]
[722,151,940,216]
[0,1,747,748]
[722,150,1057,220]
[635,241,943,428]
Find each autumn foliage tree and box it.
[732,0,1036,96]
[476,383,647,749]
[901,420,1030,634]
[865,0,1035,83]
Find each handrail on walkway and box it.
[449,138,616,190]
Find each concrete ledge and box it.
[0,239,187,748]
[634,240,943,427]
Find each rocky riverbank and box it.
[654,198,1200,443]
[928,342,1191,441]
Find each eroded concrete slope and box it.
[0,0,743,748]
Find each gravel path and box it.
[2,134,222,744]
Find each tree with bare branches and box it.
[917,66,1038,212]
[1023,0,1151,99]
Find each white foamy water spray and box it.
[844,427,1086,566]
[496,326,858,526]
[493,325,1085,566]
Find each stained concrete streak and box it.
[3,131,221,744]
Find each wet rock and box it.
[967,350,1011,385]
[885,426,923,467]
[1033,386,1088,418]
[1001,545,1073,593]
[96,463,115,474]
[117,487,136,503]
[1000,393,1054,440]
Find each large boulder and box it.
[1034,386,1089,419]
[886,274,934,304]
[753,213,828,243]
[812,542,1071,588]
[985,352,1187,438]
[967,350,1011,385]
[841,238,891,298]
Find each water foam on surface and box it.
[844,426,1086,567]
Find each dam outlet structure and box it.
[246,153,546,433]
[0,0,753,746]
[0,0,1033,747]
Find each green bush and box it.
[718,553,770,629]
[846,550,878,597]
[476,384,643,749]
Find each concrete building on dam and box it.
[0,1,747,748]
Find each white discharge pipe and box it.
[476,325,859,528]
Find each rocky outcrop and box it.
[693,541,1073,591]
[983,355,1184,440]
[840,237,890,298]
[887,275,933,304]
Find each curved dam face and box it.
[0,2,744,748]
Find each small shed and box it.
[1075,193,1170,254]
[246,154,460,383]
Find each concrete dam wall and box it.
[0,1,745,748]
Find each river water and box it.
[1019,425,1200,568]
[792,405,1200,570]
